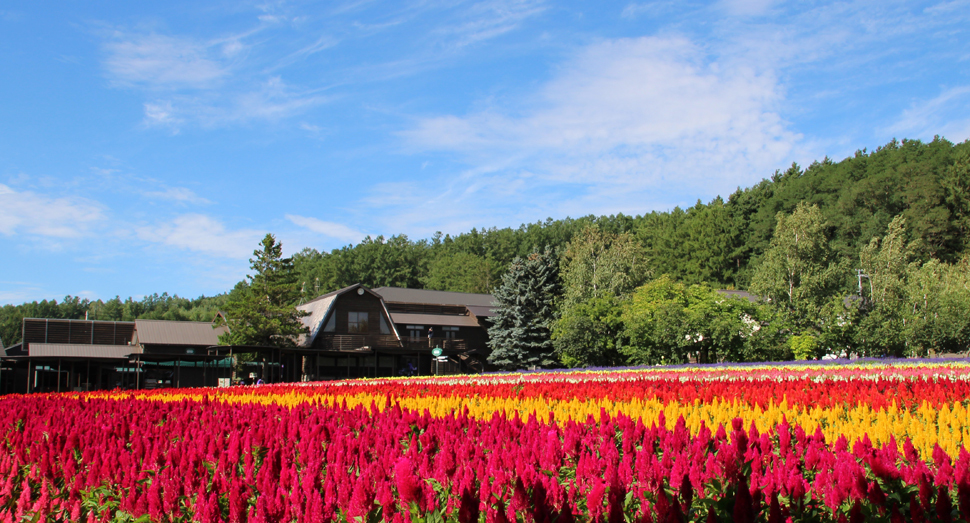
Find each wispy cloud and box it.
[621,1,682,19]
[141,76,329,129]
[286,214,364,243]
[143,101,183,128]
[400,36,798,218]
[718,0,778,17]
[269,34,340,72]
[135,214,264,259]
[432,0,546,49]
[0,184,105,238]
[103,25,328,129]
[886,86,970,142]
[142,186,212,205]
[103,33,228,89]
[0,288,49,307]
[226,77,328,121]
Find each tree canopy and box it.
[487,247,561,370]
[218,234,308,347]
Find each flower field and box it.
[3,361,970,521]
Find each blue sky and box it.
[1,0,969,305]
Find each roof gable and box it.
[298,284,400,347]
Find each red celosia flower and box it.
[394,457,422,507]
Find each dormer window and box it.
[348,312,369,333]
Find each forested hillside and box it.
[3,137,969,356]
[290,137,969,293]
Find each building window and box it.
[406,325,424,340]
[348,312,369,333]
[443,326,459,340]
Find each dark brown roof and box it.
[466,305,497,318]
[3,342,24,357]
[388,312,483,328]
[372,287,494,307]
[22,318,135,345]
[29,343,139,359]
[134,320,226,346]
[298,284,401,347]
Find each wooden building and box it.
[0,285,496,393]
[1,318,229,394]
[293,284,495,378]
[372,287,495,374]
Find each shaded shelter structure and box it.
[1,318,229,394]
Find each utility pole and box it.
[856,269,873,300]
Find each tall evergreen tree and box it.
[219,234,308,347]
[487,247,560,370]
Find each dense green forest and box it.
[3,137,969,361]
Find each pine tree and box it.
[219,234,308,347]
[487,247,560,370]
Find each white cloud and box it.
[142,186,212,205]
[621,2,671,19]
[136,214,264,259]
[143,101,183,128]
[0,286,48,307]
[103,33,227,89]
[228,77,327,121]
[286,214,364,243]
[269,34,340,71]
[434,0,546,49]
[103,26,328,129]
[142,77,328,128]
[401,36,799,216]
[0,184,104,238]
[886,86,970,143]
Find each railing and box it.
[313,334,486,353]
[316,335,401,351]
[401,337,486,353]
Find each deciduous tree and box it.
[750,203,844,334]
[855,215,917,356]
